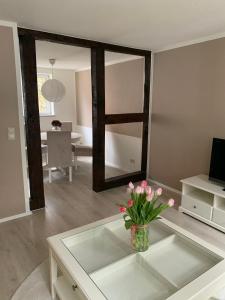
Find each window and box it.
[37,73,55,116]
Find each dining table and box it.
[41,131,82,144]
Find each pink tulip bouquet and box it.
[119,180,174,251]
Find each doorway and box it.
[19,28,151,210]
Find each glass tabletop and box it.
[62,218,221,300]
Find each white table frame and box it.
[41,131,82,144]
[48,214,225,300]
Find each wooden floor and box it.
[1,160,225,300]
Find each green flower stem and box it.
[131,225,149,252]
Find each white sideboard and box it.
[179,174,225,233]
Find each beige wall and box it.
[0,25,26,218]
[76,70,92,127]
[76,58,144,138]
[38,68,76,131]
[150,37,225,190]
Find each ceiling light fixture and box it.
[41,58,66,103]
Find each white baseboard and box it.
[105,160,131,172]
[105,160,121,170]
[149,178,181,195]
[0,211,32,224]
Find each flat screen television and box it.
[209,138,225,185]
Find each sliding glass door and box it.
[91,47,151,191]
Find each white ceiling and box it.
[36,41,141,71]
[1,0,225,51]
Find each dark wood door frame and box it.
[92,50,151,191]
[18,27,151,207]
[19,34,45,210]
[91,47,106,190]
[18,28,150,56]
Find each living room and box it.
[1,1,225,300]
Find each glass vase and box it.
[131,224,150,252]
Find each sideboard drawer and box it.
[212,208,225,228]
[182,195,212,220]
[55,254,87,300]
[54,276,86,300]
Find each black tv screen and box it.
[209,138,225,185]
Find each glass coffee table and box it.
[48,214,225,300]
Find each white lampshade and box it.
[41,79,66,103]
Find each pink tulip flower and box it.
[128,182,134,190]
[119,206,127,213]
[127,199,134,207]
[168,199,175,207]
[147,191,154,202]
[156,188,163,196]
[141,180,148,188]
[145,186,152,195]
[136,186,144,194]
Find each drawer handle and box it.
[72,284,78,291]
[193,205,197,209]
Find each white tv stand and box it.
[179,174,225,233]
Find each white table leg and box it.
[69,166,72,182]
[49,249,57,299]
[74,156,78,170]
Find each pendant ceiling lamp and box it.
[41,58,66,103]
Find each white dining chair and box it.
[72,144,92,170]
[44,131,73,183]
[61,121,72,132]
[41,144,48,166]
